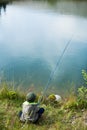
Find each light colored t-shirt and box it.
[20,101,39,122]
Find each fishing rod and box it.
[38,35,73,104]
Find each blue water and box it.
[0,0,87,93]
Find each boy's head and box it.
[26,92,36,102]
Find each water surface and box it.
[0,0,87,93]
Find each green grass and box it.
[0,85,87,130]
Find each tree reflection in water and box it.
[0,1,9,15]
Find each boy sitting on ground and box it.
[19,92,44,123]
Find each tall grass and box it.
[0,70,87,130]
[0,85,87,130]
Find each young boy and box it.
[19,92,44,123]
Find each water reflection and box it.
[0,0,87,91]
[0,0,87,17]
[0,1,8,15]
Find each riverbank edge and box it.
[0,85,87,130]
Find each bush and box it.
[77,86,87,109]
[0,87,9,99]
[8,91,18,99]
[76,70,87,109]
[82,70,87,84]
[0,86,25,101]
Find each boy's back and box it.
[20,101,39,123]
[19,92,44,123]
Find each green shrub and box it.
[0,86,18,99]
[64,96,78,110]
[65,86,87,110]
[82,70,87,84]
[0,86,25,101]
[75,70,87,109]
[8,91,18,99]
[0,86,9,99]
[77,86,87,109]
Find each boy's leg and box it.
[18,110,22,118]
[33,108,44,123]
[38,108,44,117]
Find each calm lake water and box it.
[0,0,87,93]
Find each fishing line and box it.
[38,35,74,104]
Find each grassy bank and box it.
[0,70,87,130]
[0,86,87,130]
